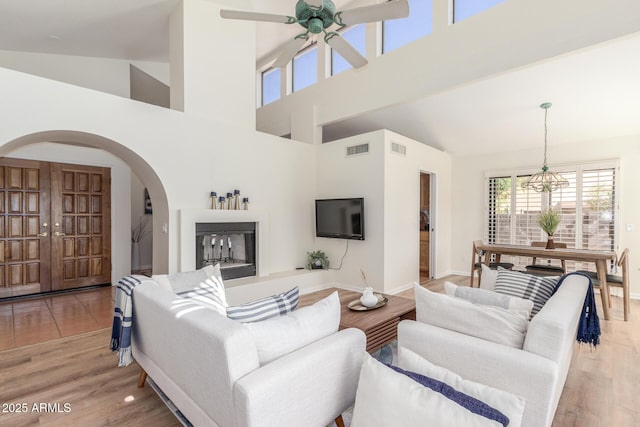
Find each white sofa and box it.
[130,281,366,427]
[398,274,589,427]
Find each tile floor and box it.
[0,286,115,351]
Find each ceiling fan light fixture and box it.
[521,102,570,193]
[220,0,409,69]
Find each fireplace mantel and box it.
[180,209,269,277]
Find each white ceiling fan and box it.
[220,0,409,69]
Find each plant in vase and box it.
[537,208,561,249]
[307,250,329,270]
[131,216,151,271]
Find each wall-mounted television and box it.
[315,198,365,240]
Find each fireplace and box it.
[195,222,256,280]
[180,209,269,279]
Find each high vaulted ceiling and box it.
[1,0,639,156]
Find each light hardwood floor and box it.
[0,276,637,426]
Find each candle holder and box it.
[210,192,217,209]
[218,196,226,210]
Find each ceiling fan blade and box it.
[336,0,409,26]
[325,34,368,69]
[306,0,324,8]
[273,36,309,68]
[220,9,296,24]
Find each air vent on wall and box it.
[346,143,369,157]
[391,142,407,156]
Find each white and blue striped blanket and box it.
[110,275,148,367]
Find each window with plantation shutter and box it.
[486,162,618,271]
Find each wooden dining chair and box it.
[524,242,568,276]
[577,248,630,321]
[469,240,514,288]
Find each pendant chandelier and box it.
[521,102,569,192]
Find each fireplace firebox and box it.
[195,222,256,280]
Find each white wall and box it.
[171,0,255,127]
[0,49,169,99]
[0,66,316,281]
[384,131,452,292]
[451,135,640,296]
[5,143,131,284]
[315,131,385,291]
[257,0,640,138]
[314,130,453,294]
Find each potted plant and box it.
[307,250,329,270]
[537,208,561,249]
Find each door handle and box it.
[37,232,48,237]
[54,232,66,237]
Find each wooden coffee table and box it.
[298,287,416,353]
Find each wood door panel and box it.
[26,193,39,213]
[62,195,74,213]
[0,158,110,296]
[25,240,39,260]
[51,162,111,290]
[26,217,39,236]
[9,192,22,213]
[8,216,22,237]
[77,217,90,235]
[26,262,39,284]
[77,173,90,192]
[9,264,23,286]
[7,167,23,189]
[77,194,89,214]
[8,241,22,261]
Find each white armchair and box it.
[398,274,589,427]
[131,282,366,427]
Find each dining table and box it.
[476,242,617,320]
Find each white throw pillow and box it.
[351,354,514,427]
[480,264,498,290]
[494,268,559,317]
[444,282,534,319]
[153,264,227,316]
[243,291,340,365]
[398,347,525,427]
[414,283,529,349]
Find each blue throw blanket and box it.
[110,275,145,367]
[554,272,600,347]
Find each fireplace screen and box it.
[195,222,256,280]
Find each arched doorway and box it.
[0,130,169,298]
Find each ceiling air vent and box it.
[391,142,407,156]
[346,143,369,157]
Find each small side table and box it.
[298,287,416,353]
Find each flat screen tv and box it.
[315,198,365,240]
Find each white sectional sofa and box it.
[130,281,366,427]
[398,274,589,427]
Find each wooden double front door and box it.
[0,158,111,298]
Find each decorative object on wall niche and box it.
[210,192,217,209]
[226,193,234,210]
[144,188,152,214]
[243,197,249,210]
[537,208,561,249]
[307,250,329,270]
[521,102,570,193]
[233,190,241,210]
[218,196,226,210]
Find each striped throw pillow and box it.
[227,287,299,323]
[494,268,559,317]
